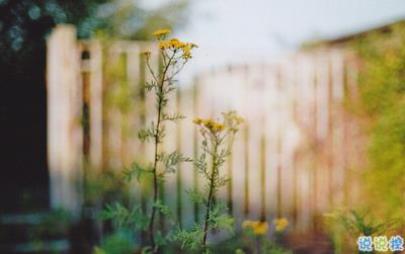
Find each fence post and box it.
[47,25,83,215]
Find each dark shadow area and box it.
[0,41,49,213]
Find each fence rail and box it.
[47,25,364,233]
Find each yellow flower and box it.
[181,43,198,59]
[159,39,197,59]
[170,38,185,48]
[193,118,224,134]
[158,40,170,50]
[273,217,289,232]
[152,28,171,38]
[242,220,269,236]
[159,38,185,50]
[212,123,225,132]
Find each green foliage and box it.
[323,209,392,254]
[138,123,158,142]
[84,169,131,206]
[122,162,153,182]
[100,202,149,231]
[171,112,243,252]
[187,188,206,205]
[329,210,386,236]
[207,203,234,232]
[162,112,186,122]
[94,230,136,254]
[208,232,291,254]
[158,151,193,174]
[99,30,197,253]
[353,21,405,222]
[172,225,205,251]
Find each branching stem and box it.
[148,51,175,254]
[202,136,219,249]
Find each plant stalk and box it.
[202,138,218,248]
[148,54,173,253]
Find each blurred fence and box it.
[47,25,364,233]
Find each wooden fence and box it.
[47,25,364,233]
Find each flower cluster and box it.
[242,220,269,236]
[159,39,197,59]
[273,217,289,232]
[193,118,225,133]
[193,112,244,135]
[151,29,198,60]
[222,111,244,133]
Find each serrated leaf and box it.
[172,225,204,251]
[162,151,192,174]
[162,112,186,121]
[138,126,155,142]
[100,203,149,231]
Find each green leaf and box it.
[100,203,149,231]
[162,112,185,121]
[160,151,192,174]
[172,225,204,251]
[153,200,172,217]
[138,127,154,142]
[122,162,152,182]
[208,203,234,232]
[187,188,205,205]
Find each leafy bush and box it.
[354,22,405,223]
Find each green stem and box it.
[148,53,174,253]
[202,137,218,248]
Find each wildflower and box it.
[152,28,171,38]
[222,111,244,132]
[181,43,198,59]
[158,39,197,59]
[212,122,225,132]
[194,118,224,133]
[159,38,185,50]
[171,38,185,48]
[273,217,289,232]
[242,220,269,236]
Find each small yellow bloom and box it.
[159,38,184,50]
[159,40,170,50]
[273,217,289,232]
[242,220,269,236]
[212,123,225,132]
[193,118,224,134]
[152,28,171,38]
[170,38,184,48]
[181,43,198,59]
